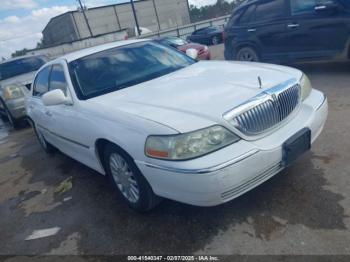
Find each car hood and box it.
[88,61,303,133]
[0,71,36,89]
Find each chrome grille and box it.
[231,83,301,136]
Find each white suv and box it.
[0,55,47,128]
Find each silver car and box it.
[0,55,47,128]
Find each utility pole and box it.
[152,0,161,31]
[130,0,141,36]
[77,0,93,37]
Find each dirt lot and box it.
[1,45,350,255]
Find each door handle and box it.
[45,111,52,117]
[315,5,327,10]
[287,23,300,29]
[247,28,256,32]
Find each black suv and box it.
[224,0,350,63]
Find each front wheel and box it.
[211,36,220,45]
[236,47,259,62]
[104,144,161,212]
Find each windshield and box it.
[0,56,47,81]
[69,41,196,100]
[164,37,188,47]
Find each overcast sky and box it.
[0,0,234,59]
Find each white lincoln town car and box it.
[26,40,328,211]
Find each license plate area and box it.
[283,128,311,166]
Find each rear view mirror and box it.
[186,48,199,60]
[42,89,70,106]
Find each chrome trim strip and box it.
[223,78,298,121]
[221,162,283,200]
[37,125,90,149]
[223,78,301,139]
[316,94,327,111]
[136,150,259,174]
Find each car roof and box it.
[51,39,149,63]
[237,0,260,10]
[0,54,46,65]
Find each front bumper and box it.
[4,97,26,119]
[136,89,328,206]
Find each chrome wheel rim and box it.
[238,50,258,62]
[109,153,139,203]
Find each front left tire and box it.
[236,46,259,62]
[104,143,161,212]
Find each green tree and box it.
[190,0,244,23]
[11,48,28,58]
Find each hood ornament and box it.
[258,76,263,89]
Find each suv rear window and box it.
[255,0,285,21]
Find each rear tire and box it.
[236,47,259,62]
[104,144,161,212]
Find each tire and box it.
[236,47,259,62]
[0,99,20,129]
[33,123,56,154]
[211,35,220,45]
[104,144,161,212]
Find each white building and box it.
[42,0,191,46]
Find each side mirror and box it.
[42,89,70,106]
[186,48,199,60]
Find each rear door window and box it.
[227,8,244,27]
[239,5,256,24]
[49,64,68,96]
[291,0,337,15]
[33,66,51,97]
[255,0,286,22]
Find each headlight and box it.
[300,74,312,101]
[145,125,240,160]
[3,85,25,100]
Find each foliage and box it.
[11,38,44,58]
[11,48,28,58]
[189,0,245,23]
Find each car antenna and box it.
[258,76,263,89]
